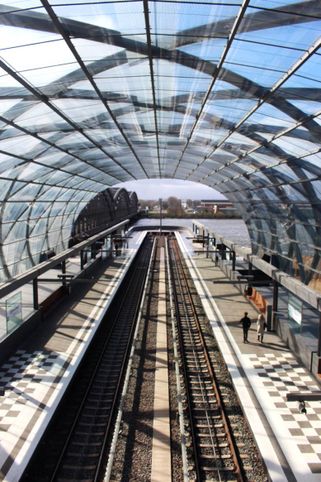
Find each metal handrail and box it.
[0,219,129,300]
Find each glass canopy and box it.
[0,0,320,286]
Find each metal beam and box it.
[41,0,144,179]
[143,0,161,178]
[171,0,321,49]
[172,0,251,177]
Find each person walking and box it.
[257,313,266,343]
[240,312,251,343]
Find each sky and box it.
[115,179,226,200]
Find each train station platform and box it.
[0,231,146,482]
[0,225,320,481]
[177,231,321,482]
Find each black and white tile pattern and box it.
[246,352,321,478]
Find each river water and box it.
[134,218,251,248]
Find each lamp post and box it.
[159,198,162,233]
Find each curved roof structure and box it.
[0,1,321,285]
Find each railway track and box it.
[23,232,267,482]
[168,236,246,481]
[22,235,154,482]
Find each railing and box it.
[0,219,129,301]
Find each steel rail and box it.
[168,237,202,481]
[93,235,154,481]
[173,245,220,479]
[169,235,245,481]
[47,236,152,481]
[164,236,190,482]
[103,235,158,481]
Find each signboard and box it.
[288,293,302,325]
[6,292,22,334]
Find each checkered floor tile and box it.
[247,352,321,474]
[0,349,67,419]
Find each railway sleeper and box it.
[183,347,206,353]
[196,418,222,426]
[202,466,237,476]
[86,398,114,406]
[77,422,107,431]
[97,367,123,375]
[182,335,201,342]
[188,378,212,384]
[73,427,106,436]
[90,386,118,394]
[193,408,219,415]
[102,353,125,360]
[187,370,211,375]
[89,390,117,398]
[186,358,207,364]
[198,433,227,440]
[192,399,217,405]
[67,446,102,457]
[198,432,227,440]
[190,383,214,388]
[69,438,103,447]
[80,414,111,423]
[193,398,217,404]
[192,407,220,412]
[236,442,245,447]
[182,337,202,344]
[190,393,213,399]
[192,386,213,392]
[63,454,99,466]
[197,425,223,432]
[96,373,120,381]
[195,420,222,428]
[59,463,97,473]
[185,350,206,356]
[201,453,232,460]
[199,442,227,448]
[82,406,112,414]
[199,442,229,449]
[239,452,250,459]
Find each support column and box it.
[80,250,85,270]
[33,278,38,310]
[317,312,321,374]
[61,260,66,287]
[272,280,279,331]
[232,250,236,271]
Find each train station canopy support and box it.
[0,1,321,287]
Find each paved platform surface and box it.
[0,232,145,482]
[177,231,321,482]
[151,247,171,482]
[0,226,320,481]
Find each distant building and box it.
[198,200,235,214]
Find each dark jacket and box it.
[240,315,251,330]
